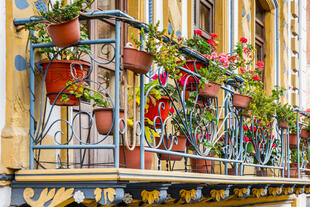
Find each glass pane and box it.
[199,2,211,32]
[97,21,115,60]
[256,1,265,23]
[255,43,263,61]
[97,0,116,10]
[255,23,265,39]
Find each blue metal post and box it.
[297,113,300,178]
[29,32,35,169]
[287,131,290,178]
[114,20,121,168]
[281,129,285,177]
[140,33,145,170]
[239,114,244,176]
[224,87,228,175]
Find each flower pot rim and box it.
[124,47,152,56]
[40,59,91,67]
[46,16,79,27]
[93,107,125,112]
[233,93,252,99]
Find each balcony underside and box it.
[9,168,310,206]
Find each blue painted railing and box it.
[13,10,310,178]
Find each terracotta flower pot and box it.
[177,60,206,85]
[305,164,310,175]
[300,129,310,139]
[93,108,125,135]
[190,158,212,173]
[287,163,298,178]
[198,82,221,98]
[47,16,80,47]
[278,120,289,129]
[232,94,252,109]
[145,96,171,126]
[119,146,152,169]
[123,47,153,74]
[41,60,90,106]
[289,134,297,146]
[156,135,187,161]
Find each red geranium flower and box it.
[240,37,248,43]
[256,61,264,68]
[243,124,248,132]
[240,68,247,74]
[244,136,250,143]
[252,75,260,81]
[194,29,202,36]
[169,107,175,114]
[210,33,218,38]
[272,143,277,148]
[207,39,216,46]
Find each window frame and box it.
[194,0,215,39]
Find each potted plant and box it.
[287,148,306,178]
[28,22,91,106]
[178,30,217,84]
[230,37,261,109]
[276,103,295,130]
[39,0,93,47]
[300,117,310,139]
[125,21,183,75]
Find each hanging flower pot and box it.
[289,134,297,146]
[41,60,90,106]
[119,146,152,169]
[278,120,289,129]
[300,129,310,139]
[198,82,221,98]
[47,16,80,47]
[145,96,171,127]
[232,94,252,109]
[156,135,187,161]
[123,44,153,74]
[177,60,206,85]
[93,108,125,135]
[190,158,212,173]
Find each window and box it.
[255,1,266,85]
[194,0,215,39]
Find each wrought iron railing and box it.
[13,10,310,178]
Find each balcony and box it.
[10,10,310,206]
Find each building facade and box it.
[0,0,310,206]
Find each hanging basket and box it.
[278,120,289,129]
[123,45,153,74]
[93,108,125,135]
[145,96,171,127]
[232,94,252,109]
[47,16,80,47]
[198,82,221,98]
[41,60,90,106]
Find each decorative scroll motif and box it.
[179,189,197,203]
[282,187,293,195]
[23,187,74,207]
[294,187,304,195]
[73,190,85,203]
[123,193,133,204]
[94,188,102,202]
[268,187,281,196]
[234,188,248,198]
[104,188,116,204]
[141,190,160,204]
[252,188,266,198]
[210,189,226,201]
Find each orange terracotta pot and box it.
[123,47,153,74]
[177,60,206,84]
[232,94,252,109]
[156,135,187,161]
[190,158,212,173]
[145,96,171,126]
[47,17,80,47]
[285,163,298,178]
[93,108,125,135]
[119,146,152,169]
[41,60,89,106]
[300,129,310,139]
[198,82,221,98]
[289,134,297,146]
[278,120,289,129]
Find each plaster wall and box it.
[0,186,11,207]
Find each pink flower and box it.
[272,143,277,148]
[244,47,251,56]
[250,70,254,74]
[211,52,218,59]
[240,68,247,74]
[152,72,168,84]
[210,33,218,38]
[256,61,264,68]
[179,75,186,86]
[194,30,202,36]
[240,37,248,43]
[152,74,158,80]
[205,54,211,59]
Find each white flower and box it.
[73,190,85,203]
